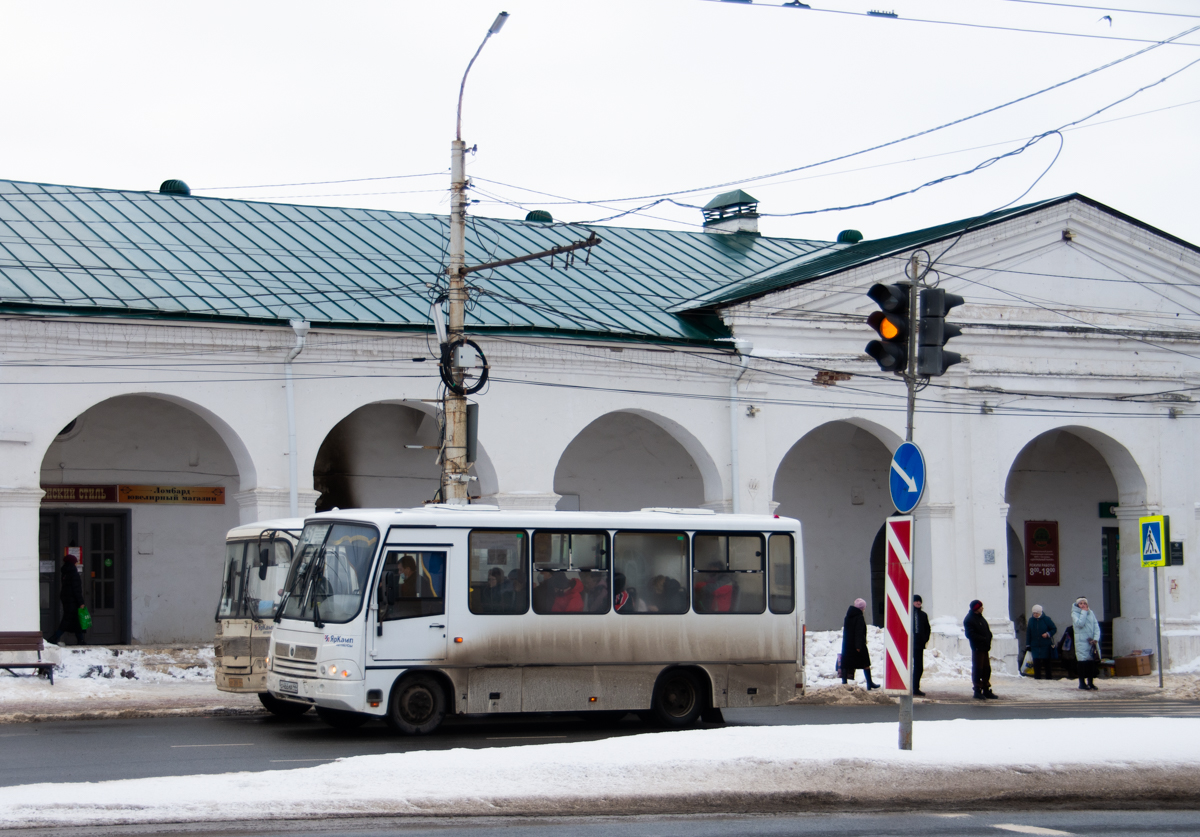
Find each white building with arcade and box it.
[1,178,1197,672]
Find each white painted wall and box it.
[553,412,704,511]
[39,396,241,643]
[1005,429,1119,629]
[772,421,892,631]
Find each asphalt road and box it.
[14,810,1200,837]
[4,697,1199,788]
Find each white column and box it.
[233,488,319,524]
[0,486,45,632]
[1114,503,1157,657]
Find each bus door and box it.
[373,546,449,661]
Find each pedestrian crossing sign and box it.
[1140,515,1169,568]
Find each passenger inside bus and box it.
[612,532,689,614]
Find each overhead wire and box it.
[470,20,1200,212]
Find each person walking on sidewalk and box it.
[912,594,931,696]
[50,554,87,646]
[1026,605,1057,680]
[841,598,880,690]
[964,599,997,699]
[1072,597,1101,691]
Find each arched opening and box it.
[1005,428,1128,656]
[772,421,892,630]
[553,411,708,511]
[313,402,478,512]
[38,395,245,644]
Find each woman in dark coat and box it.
[1025,604,1057,680]
[840,598,879,689]
[50,555,87,645]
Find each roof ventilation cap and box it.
[836,229,863,244]
[702,189,759,235]
[525,210,553,223]
[159,179,191,196]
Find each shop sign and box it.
[118,485,225,505]
[41,484,118,503]
[40,484,225,505]
[1025,520,1060,586]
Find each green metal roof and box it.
[0,179,832,344]
[674,195,1075,311]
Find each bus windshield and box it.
[216,533,296,620]
[278,522,379,624]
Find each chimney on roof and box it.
[702,190,759,235]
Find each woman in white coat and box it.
[1072,597,1101,691]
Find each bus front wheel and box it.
[652,669,702,727]
[387,673,446,735]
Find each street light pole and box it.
[443,11,508,504]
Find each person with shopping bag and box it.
[50,554,88,646]
[1072,597,1101,691]
[1025,604,1057,680]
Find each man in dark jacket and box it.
[840,598,879,690]
[912,594,931,697]
[50,554,87,645]
[963,599,996,699]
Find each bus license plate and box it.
[279,680,299,694]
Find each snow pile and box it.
[804,626,973,687]
[1170,654,1200,675]
[49,645,216,683]
[0,645,242,716]
[1,717,1198,826]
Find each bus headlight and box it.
[319,660,359,679]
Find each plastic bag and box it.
[1021,650,1034,676]
[835,653,842,676]
[77,605,92,631]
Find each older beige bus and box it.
[215,519,306,716]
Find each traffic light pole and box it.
[897,253,920,751]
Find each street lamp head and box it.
[489,11,509,35]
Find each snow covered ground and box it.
[1,717,1199,827]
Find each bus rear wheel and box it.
[652,669,702,727]
[315,707,370,729]
[258,692,312,718]
[387,673,446,736]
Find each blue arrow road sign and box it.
[890,442,926,514]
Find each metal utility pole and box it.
[438,12,600,505]
[442,12,509,505]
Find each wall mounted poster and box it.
[1025,520,1060,586]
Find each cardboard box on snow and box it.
[1114,655,1153,677]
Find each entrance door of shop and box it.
[39,512,129,645]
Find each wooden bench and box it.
[0,632,55,685]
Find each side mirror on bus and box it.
[383,570,400,605]
[258,551,270,581]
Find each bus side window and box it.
[468,530,529,615]
[377,550,446,621]
[531,531,610,615]
[612,532,688,614]
[769,534,796,614]
[693,534,765,614]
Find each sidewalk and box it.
[3,639,1195,722]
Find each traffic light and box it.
[866,283,912,373]
[917,288,964,376]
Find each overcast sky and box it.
[5,0,1199,244]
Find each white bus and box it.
[266,506,804,733]
[215,519,308,717]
